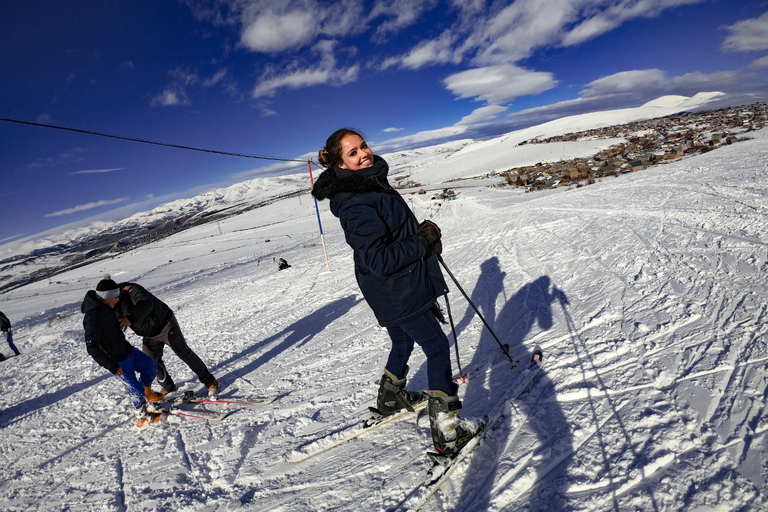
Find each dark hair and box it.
[318,128,364,168]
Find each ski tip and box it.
[532,348,544,364]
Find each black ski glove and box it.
[417,220,442,255]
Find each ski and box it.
[286,398,428,463]
[406,349,544,510]
[161,405,230,421]
[162,390,276,406]
[426,355,542,485]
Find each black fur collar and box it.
[312,156,391,200]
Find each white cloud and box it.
[749,55,768,70]
[563,0,705,47]
[443,64,556,104]
[0,234,24,244]
[473,0,576,65]
[151,89,190,107]
[152,67,230,107]
[192,0,740,109]
[385,0,708,71]
[722,12,768,52]
[397,30,461,70]
[456,105,509,125]
[377,125,470,151]
[240,8,317,53]
[506,68,748,125]
[382,127,404,133]
[253,66,357,98]
[582,69,744,99]
[45,198,130,217]
[583,69,671,96]
[203,69,228,87]
[374,0,707,107]
[369,0,437,40]
[70,168,124,175]
[152,67,199,107]
[252,41,358,98]
[229,159,309,181]
[252,59,359,97]
[233,0,367,53]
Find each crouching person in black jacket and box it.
[114,279,219,399]
[81,278,162,428]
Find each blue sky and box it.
[2,0,767,243]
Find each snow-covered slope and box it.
[0,121,765,511]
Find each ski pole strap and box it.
[443,294,466,383]
[395,391,416,413]
[437,255,515,366]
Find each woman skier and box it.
[311,128,483,457]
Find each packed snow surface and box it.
[1,126,767,509]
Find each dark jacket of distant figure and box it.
[311,156,447,327]
[81,291,132,374]
[0,311,10,332]
[116,282,172,338]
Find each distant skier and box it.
[0,310,21,356]
[81,278,162,427]
[277,258,291,271]
[112,277,219,399]
[312,128,483,458]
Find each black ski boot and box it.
[426,390,484,458]
[376,367,425,416]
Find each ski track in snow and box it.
[0,131,767,511]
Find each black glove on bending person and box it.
[417,220,442,255]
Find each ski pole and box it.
[437,255,517,366]
[442,293,466,382]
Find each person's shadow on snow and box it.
[436,257,572,511]
[212,295,362,389]
[0,373,110,429]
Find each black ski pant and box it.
[141,314,215,392]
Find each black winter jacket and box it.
[81,291,132,374]
[311,156,447,327]
[116,282,172,338]
[0,311,10,332]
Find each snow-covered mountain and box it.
[1,93,766,511]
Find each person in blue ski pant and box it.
[311,128,483,458]
[81,278,163,427]
[0,311,21,356]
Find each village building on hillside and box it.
[488,103,767,192]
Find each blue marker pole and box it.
[308,160,331,271]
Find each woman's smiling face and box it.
[338,134,374,171]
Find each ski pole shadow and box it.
[211,295,362,388]
[450,259,572,511]
[555,292,661,511]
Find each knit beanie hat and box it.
[95,274,120,300]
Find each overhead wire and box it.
[0,117,308,164]
[1,116,332,267]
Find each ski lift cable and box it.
[0,117,307,163]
